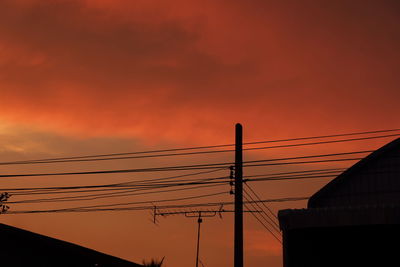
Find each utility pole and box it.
[196,212,203,267]
[234,123,243,267]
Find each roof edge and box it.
[0,223,142,266]
[308,137,400,208]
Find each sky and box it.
[0,1,399,266]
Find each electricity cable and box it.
[244,183,278,221]
[4,197,309,215]
[0,130,397,165]
[243,195,282,243]
[243,189,280,232]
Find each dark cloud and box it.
[0,0,399,143]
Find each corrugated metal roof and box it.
[308,138,400,208]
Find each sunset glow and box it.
[0,1,399,266]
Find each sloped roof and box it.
[308,137,400,208]
[0,223,143,267]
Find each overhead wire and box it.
[243,150,373,164]
[4,191,232,214]
[242,133,399,152]
[8,181,225,196]
[4,196,309,215]
[0,150,375,179]
[0,157,357,178]
[244,129,400,145]
[246,174,338,182]
[25,190,231,211]
[2,167,359,208]
[0,130,397,166]
[244,157,363,168]
[4,168,226,193]
[11,167,393,204]
[7,184,229,204]
[243,195,282,243]
[12,166,395,208]
[3,167,343,195]
[244,183,278,221]
[243,188,280,232]
[2,167,345,208]
[2,128,398,222]
[0,162,231,178]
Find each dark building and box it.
[278,138,400,267]
[0,223,143,267]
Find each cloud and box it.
[0,0,399,145]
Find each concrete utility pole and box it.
[195,212,202,267]
[234,123,243,267]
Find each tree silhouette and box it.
[142,256,165,267]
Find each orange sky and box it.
[0,1,400,266]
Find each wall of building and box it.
[283,224,399,267]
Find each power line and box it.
[0,150,375,179]
[11,168,393,203]
[0,162,232,178]
[243,195,282,243]
[4,168,225,192]
[243,150,373,164]
[244,169,345,179]
[0,130,397,166]
[7,184,228,204]
[25,191,230,211]
[5,172,330,201]
[6,173,335,202]
[8,176,232,197]
[4,163,396,211]
[244,157,363,168]
[0,141,373,166]
[0,149,231,166]
[244,183,278,221]
[246,174,338,182]
[12,166,388,204]
[8,179,226,196]
[242,134,399,152]
[244,129,400,145]
[2,167,344,194]
[5,196,309,215]
[2,167,362,207]
[243,189,280,232]
[8,178,228,193]
[0,157,357,178]
[4,168,342,208]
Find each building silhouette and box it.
[279,138,400,267]
[0,223,143,266]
